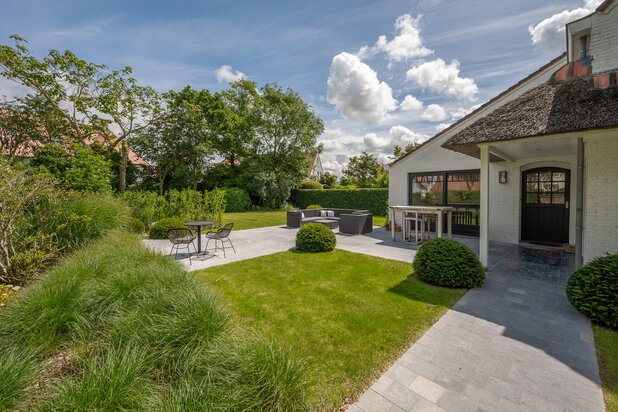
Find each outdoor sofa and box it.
[287,208,373,235]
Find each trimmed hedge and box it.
[566,253,618,328]
[298,180,323,190]
[306,204,322,209]
[149,217,186,240]
[289,188,388,216]
[413,238,484,288]
[296,223,336,252]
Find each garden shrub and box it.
[223,187,251,212]
[566,253,618,328]
[290,188,388,215]
[31,143,70,176]
[149,217,187,239]
[298,180,323,190]
[203,189,226,227]
[166,189,204,221]
[413,238,484,288]
[64,145,113,192]
[0,230,312,410]
[296,223,336,252]
[123,216,146,234]
[306,204,322,209]
[122,190,168,229]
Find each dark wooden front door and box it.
[521,168,570,244]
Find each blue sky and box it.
[0,0,600,174]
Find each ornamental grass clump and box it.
[296,223,336,252]
[566,253,618,328]
[413,238,484,288]
[0,230,313,411]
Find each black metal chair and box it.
[168,228,197,264]
[205,223,236,258]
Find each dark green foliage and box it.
[31,143,70,176]
[567,253,618,328]
[223,187,251,212]
[298,180,323,190]
[64,146,113,192]
[149,217,187,240]
[290,188,388,215]
[49,192,128,251]
[123,216,146,234]
[306,204,322,209]
[0,231,312,410]
[296,223,336,252]
[413,238,484,288]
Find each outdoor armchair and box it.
[168,228,197,264]
[205,223,236,258]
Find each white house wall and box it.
[583,133,618,261]
[388,56,566,225]
[488,155,577,244]
[590,1,618,75]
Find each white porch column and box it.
[479,145,490,267]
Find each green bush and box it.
[306,204,322,209]
[290,188,388,215]
[413,238,484,288]
[149,217,187,239]
[0,230,312,410]
[64,145,113,192]
[49,192,128,250]
[566,253,618,328]
[224,188,252,212]
[298,180,323,190]
[123,216,146,234]
[122,190,168,229]
[296,223,336,253]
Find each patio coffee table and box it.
[313,219,338,229]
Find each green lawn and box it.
[195,250,465,410]
[222,210,388,231]
[595,326,618,412]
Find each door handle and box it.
[566,201,569,209]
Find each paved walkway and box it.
[144,225,415,271]
[351,244,605,412]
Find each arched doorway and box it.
[521,167,570,244]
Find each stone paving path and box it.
[350,245,605,412]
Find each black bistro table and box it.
[184,221,214,254]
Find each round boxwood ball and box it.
[149,217,187,239]
[413,238,484,288]
[296,223,336,252]
[123,216,146,234]
[566,253,618,328]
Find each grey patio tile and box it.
[398,353,443,381]
[372,375,396,394]
[484,376,522,404]
[385,363,419,387]
[496,397,527,412]
[381,380,425,410]
[408,397,446,412]
[409,375,446,404]
[346,405,363,412]
[436,389,478,412]
[462,382,500,410]
[356,389,405,412]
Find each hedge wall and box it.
[289,188,388,215]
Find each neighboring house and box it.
[389,0,618,267]
[307,153,323,180]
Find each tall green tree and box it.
[319,171,338,188]
[0,35,160,192]
[390,142,420,160]
[343,151,385,188]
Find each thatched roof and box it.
[443,79,618,158]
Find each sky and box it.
[0,0,604,175]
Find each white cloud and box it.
[327,52,398,124]
[528,1,599,55]
[214,65,246,83]
[389,125,427,144]
[435,123,452,132]
[399,94,424,111]
[357,14,433,62]
[450,103,483,120]
[407,58,479,101]
[422,104,448,122]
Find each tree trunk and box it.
[118,141,129,194]
[159,176,165,196]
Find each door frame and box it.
[520,167,571,244]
